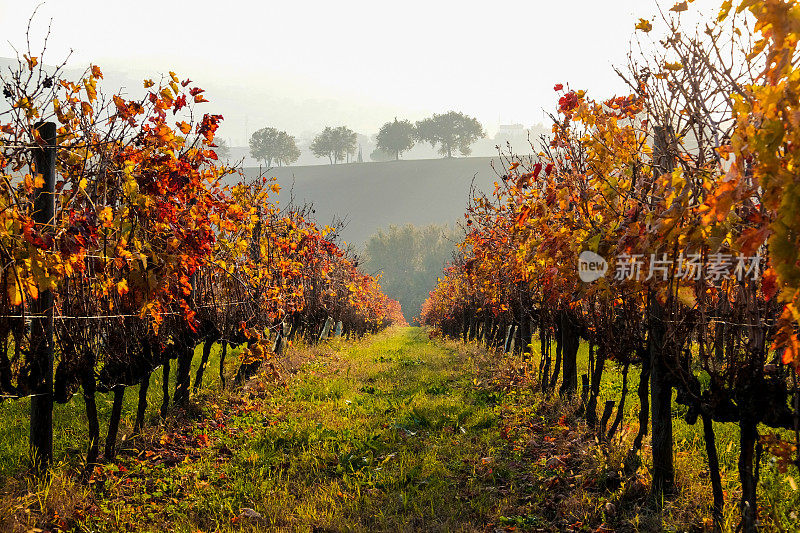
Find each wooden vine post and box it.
[650,124,675,501]
[29,121,57,471]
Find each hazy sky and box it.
[0,0,722,145]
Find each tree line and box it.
[248,111,484,167]
[362,224,458,322]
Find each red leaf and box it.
[516,206,531,228]
[762,267,778,300]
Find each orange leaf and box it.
[736,226,771,255]
[778,332,800,368]
[516,206,531,228]
[23,55,38,71]
[670,1,688,12]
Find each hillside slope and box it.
[240,157,504,249]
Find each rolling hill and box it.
[240,156,504,250]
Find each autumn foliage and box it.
[422,1,800,530]
[0,50,401,467]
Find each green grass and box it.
[2,329,516,531]
[202,329,511,532]
[0,341,243,477]
[1,327,799,532]
[558,336,800,531]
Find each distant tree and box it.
[415,111,484,158]
[310,126,358,164]
[363,224,458,322]
[214,138,231,161]
[310,129,329,163]
[249,127,300,167]
[336,126,358,163]
[276,133,301,166]
[310,127,336,164]
[370,147,394,162]
[249,127,279,166]
[376,118,416,160]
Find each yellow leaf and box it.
[177,121,192,135]
[7,280,22,306]
[26,278,38,301]
[79,178,88,190]
[677,286,696,308]
[586,234,601,252]
[83,78,97,102]
[718,0,732,21]
[144,79,155,88]
[34,174,45,188]
[98,206,113,225]
[664,61,684,71]
[116,279,129,296]
[635,18,653,32]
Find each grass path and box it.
[11,326,787,532]
[180,326,626,533]
[206,326,522,532]
[1,326,599,533]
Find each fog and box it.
[1,0,723,151]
